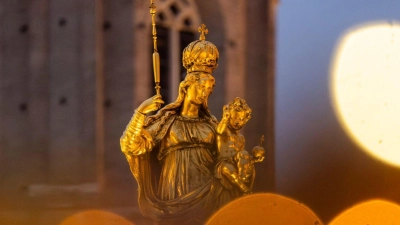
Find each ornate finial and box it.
[198,24,208,41]
[149,0,156,15]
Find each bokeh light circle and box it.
[331,21,400,167]
[206,193,322,225]
[59,210,134,225]
[329,199,400,225]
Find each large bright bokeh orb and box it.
[331,22,400,167]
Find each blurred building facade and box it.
[0,0,276,224]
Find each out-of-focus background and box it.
[1,0,400,224]
[276,0,400,222]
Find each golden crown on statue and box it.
[182,24,219,74]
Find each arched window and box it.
[152,0,201,103]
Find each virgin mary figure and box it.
[120,29,222,224]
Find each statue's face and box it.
[186,74,215,106]
[229,110,247,130]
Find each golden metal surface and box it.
[150,0,161,95]
[198,23,208,41]
[182,24,219,74]
[120,24,265,224]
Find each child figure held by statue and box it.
[213,97,265,207]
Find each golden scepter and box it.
[150,0,161,96]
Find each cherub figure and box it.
[215,97,265,197]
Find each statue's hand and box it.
[253,156,265,163]
[137,95,164,114]
[222,105,230,120]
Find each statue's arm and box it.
[238,134,245,151]
[216,118,228,135]
[120,95,164,156]
[120,111,154,156]
[217,105,230,135]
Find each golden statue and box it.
[121,23,221,223]
[120,3,264,224]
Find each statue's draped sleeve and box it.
[120,111,154,156]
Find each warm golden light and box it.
[329,199,400,225]
[59,210,134,225]
[331,22,400,167]
[206,193,322,225]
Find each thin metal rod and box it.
[150,0,161,96]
